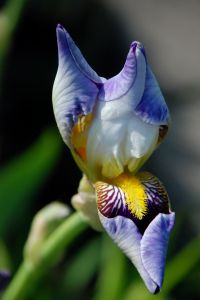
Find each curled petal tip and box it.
[56,23,64,30]
[98,40,146,102]
[130,41,138,50]
[131,41,144,52]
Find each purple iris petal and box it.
[98,43,137,100]
[56,24,102,84]
[141,213,175,288]
[97,38,169,126]
[134,65,169,125]
[99,212,175,294]
[96,172,171,234]
[98,41,146,104]
[99,213,159,293]
[53,25,102,146]
[96,173,175,294]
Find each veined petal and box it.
[95,173,175,293]
[98,41,169,126]
[52,25,102,147]
[134,65,169,125]
[141,213,175,288]
[98,42,146,108]
[95,172,171,227]
[99,213,159,294]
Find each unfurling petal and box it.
[86,41,169,179]
[95,172,175,293]
[98,213,158,293]
[134,65,169,125]
[141,213,175,289]
[53,26,169,181]
[52,25,102,147]
[98,42,146,105]
[98,41,169,126]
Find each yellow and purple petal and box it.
[95,173,175,293]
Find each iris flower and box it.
[52,24,175,294]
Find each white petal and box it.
[87,100,158,179]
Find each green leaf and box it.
[60,237,100,297]
[0,129,62,235]
[164,235,200,294]
[0,240,12,270]
[93,234,126,300]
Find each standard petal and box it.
[99,213,159,294]
[134,65,169,125]
[141,212,175,289]
[52,25,102,147]
[87,101,158,179]
[98,40,169,126]
[98,41,146,108]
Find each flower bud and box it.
[71,175,102,231]
[24,202,70,264]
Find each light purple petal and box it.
[52,25,102,146]
[98,40,169,126]
[141,212,175,289]
[134,65,169,125]
[99,213,159,294]
[98,42,146,106]
[56,24,102,84]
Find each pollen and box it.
[110,174,148,220]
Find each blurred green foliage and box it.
[0,130,62,237]
[0,0,200,299]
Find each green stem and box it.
[2,212,88,300]
[93,234,125,300]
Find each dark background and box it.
[0,0,200,299]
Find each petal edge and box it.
[141,212,175,289]
[99,213,159,294]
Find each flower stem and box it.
[2,212,88,300]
